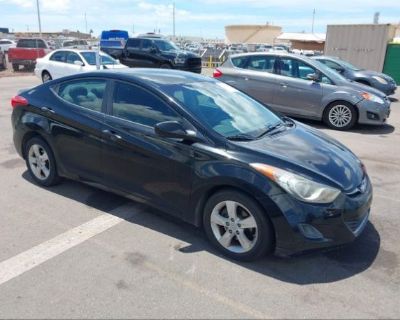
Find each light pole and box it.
[172,2,175,38]
[311,8,315,33]
[36,0,42,37]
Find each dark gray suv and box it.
[214,53,391,130]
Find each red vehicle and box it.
[8,38,51,71]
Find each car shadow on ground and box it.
[296,118,395,136]
[22,171,380,285]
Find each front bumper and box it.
[373,82,397,96]
[357,98,391,125]
[258,176,373,256]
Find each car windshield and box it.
[332,57,361,71]
[80,52,118,65]
[154,40,179,52]
[161,81,282,139]
[312,60,348,83]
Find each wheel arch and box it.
[192,184,277,245]
[322,99,359,123]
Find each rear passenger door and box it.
[101,80,194,217]
[223,55,279,107]
[63,52,84,76]
[52,78,108,182]
[273,57,323,118]
[47,51,67,79]
[123,38,143,67]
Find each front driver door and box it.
[101,80,194,217]
[272,57,323,118]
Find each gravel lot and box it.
[0,75,399,319]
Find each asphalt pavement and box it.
[0,75,399,319]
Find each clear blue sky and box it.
[1,0,399,38]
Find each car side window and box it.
[112,81,180,127]
[231,57,248,68]
[126,38,140,49]
[321,59,342,70]
[141,39,153,51]
[246,56,276,73]
[50,51,66,62]
[277,58,317,80]
[57,79,107,112]
[66,52,83,64]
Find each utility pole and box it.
[84,12,88,34]
[36,0,42,37]
[173,2,176,38]
[311,8,315,33]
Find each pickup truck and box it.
[109,37,202,73]
[8,38,51,71]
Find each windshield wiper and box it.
[226,134,255,141]
[256,122,285,138]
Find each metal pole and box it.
[84,12,88,34]
[311,8,315,33]
[36,0,42,37]
[173,2,176,38]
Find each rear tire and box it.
[25,137,60,187]
[203,190,274,261]
[12,63,19,72]
[42,71,52,83]
[323,101,357,130]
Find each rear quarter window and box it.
[231,57,248,68]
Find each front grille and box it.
[345,211,369,236]
[187,58,201,67]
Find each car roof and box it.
[64,68,213,86]
[51,49,100,54]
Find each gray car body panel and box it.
[218,52,390,125]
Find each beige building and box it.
[225,24,282,44]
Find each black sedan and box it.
[313,56,397,96]
[11,69,372,261]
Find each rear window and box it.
[17,39,46,48]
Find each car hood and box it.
[233,122,363,192]
[355,69,395,83]
[160,50,200,59]
[339,79,387,98]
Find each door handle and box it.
[102,129,122,141]
[244,77,249,81]
[280,83,287,88]
[41,106,55,114]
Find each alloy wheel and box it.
[210,200,258,253]
[328,104,352,128]
[28,144,51,180]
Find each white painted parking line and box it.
[0,204,138,286]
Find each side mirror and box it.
[155,121,202,142]
[150,47,158,54]
[336,67,345,74]
[306,73,320,82]
[74,60,84,66]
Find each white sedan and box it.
[34,49,128,83]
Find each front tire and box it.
[25,137,60,187]
[203,190,274,261]
[323,101,357,130]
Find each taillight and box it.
[213,68,223,78]
[11,95,28,108]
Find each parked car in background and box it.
[0,39,17,52]
[100,29,129,58]
[214,52,391,130]
[312,56,397,96]
[113,37,202,73]
[8,38,51,71]
[34,49,128,82]
[62,39,90,49]
[0,48,6,70]
[11,69,372,261]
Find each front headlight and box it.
[250,163,341,204]
[361,92,384,104]
[372,76,388,85]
